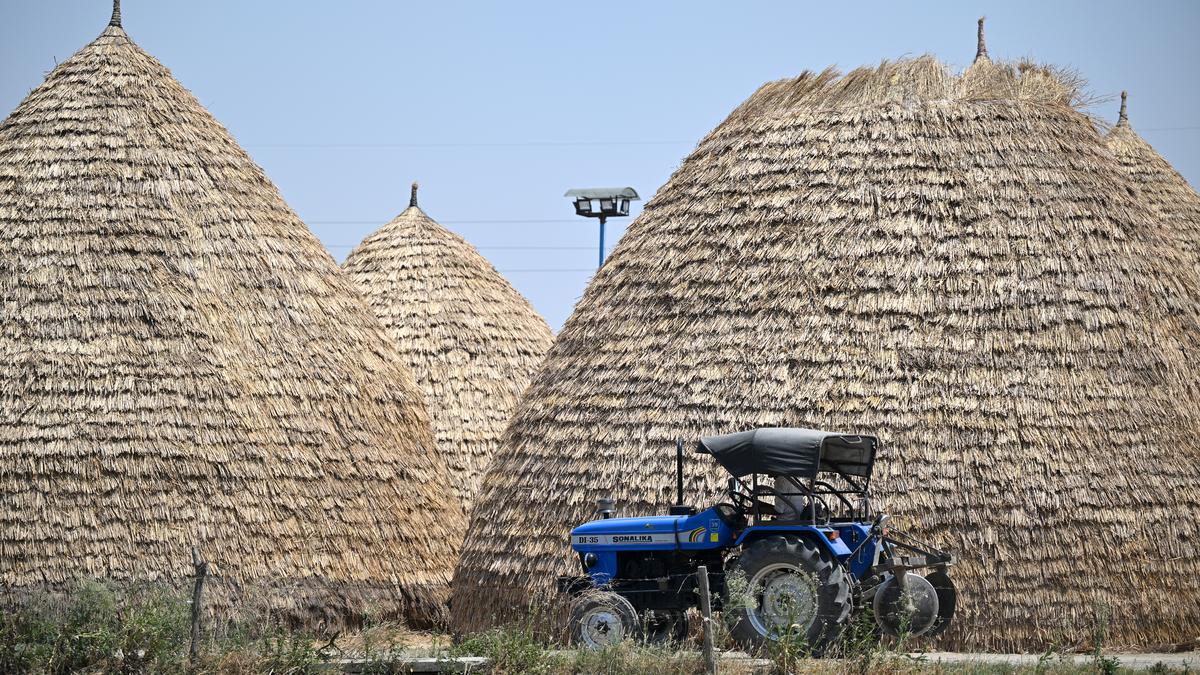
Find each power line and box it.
[467,245,603,251]
[498,268,596,273]
[325,244,604,250]
[248,128,1199,152]
[1132,124,1200,131]
[309,219,581,225]
[248,141,692,149]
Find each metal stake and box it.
[189,548,209,670]
[697,565,718,675]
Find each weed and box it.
[1090,603,1121,675]
[0,581,189,674]
[565,642,708,674]
[449,627,561,674]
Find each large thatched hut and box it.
[452,23,1200,649]
[1105,92,1200,268]
[342,185,554,512]
[0,2,464,627]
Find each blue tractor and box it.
[558,428,957,652]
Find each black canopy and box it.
[696,428,876,480]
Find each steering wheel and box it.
[713,503,748,529]
[728,483,778,514]
[728,486,757,513]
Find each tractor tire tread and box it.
[727,534,853,655]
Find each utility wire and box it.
[249,128,1198,150]
[324,244,607,250]
[309,219,581,225]
[499,269,597,273]
[247,141,692,149]
[1141,125,1200,132]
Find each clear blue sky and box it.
[3,1,1198,330]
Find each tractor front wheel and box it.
[568,591,642,649]
[727,535,852,654]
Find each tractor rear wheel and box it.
[727,535,852,655]
[568,591,642,649]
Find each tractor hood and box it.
[570,507,734,551]
[572,515,685,537]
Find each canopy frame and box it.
[696,428,878,526]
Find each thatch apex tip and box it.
[410,181,419,208]
[975,17,988,61]
[109,0,122,27]
[1118,90,1129,125]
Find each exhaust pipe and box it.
[675,438,685,507]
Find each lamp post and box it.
[564,187,640,268]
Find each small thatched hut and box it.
[0,2,464,627]
[1105,91,1200,268]
[452,22,1200,649]
[342,185,554,512]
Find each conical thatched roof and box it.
[342,185,554,512]
[452,29,1200,649]
[1105,91,1200,266]
[0,4,464,627]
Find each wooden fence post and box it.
[696,565,718,675]
[189,547,209,670]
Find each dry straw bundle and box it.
[343,184,554,512]
[452,22,1200,649]
[1103,91,1200,419]
[1106,91,1200,277]
[0,2,464,628]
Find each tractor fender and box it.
[734,526,851,559]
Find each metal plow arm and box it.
[874,529,956,575]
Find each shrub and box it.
[0,581,189,674]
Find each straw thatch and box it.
[1106,91,1200,270]
[452,26,1200,649]
[342,185,554,511]
[0,4,464,628]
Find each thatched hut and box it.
[342,185,554,512]
[0,2,464,628]
[1105,91,1200,268]
[452,22,1200,649]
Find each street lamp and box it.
[564,187,640,268]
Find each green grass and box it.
[0,585,1190,674]
[0,581,190,674]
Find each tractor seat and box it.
[754,500,779,516]
[772,499,828,525]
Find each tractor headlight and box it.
[583,553,598,569]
